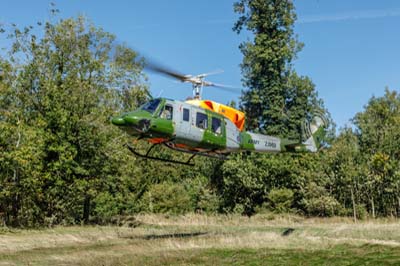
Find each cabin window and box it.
[211,117,222,134]
[161,105,173,120]
[183,108,189,121]
[140,98,161,114]
[196,112,208,129]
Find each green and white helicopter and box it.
[112,63,327,166]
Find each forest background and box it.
[1,0,400,227]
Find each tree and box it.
[0,59,46,226]
[234,0,295,134]
[353,88,400,217]
[217,0,332,216]
[233,0,328,140]
[0,15,149,226]
[326,128,362,220]
[354,88,400,159]
[219,152,303,215]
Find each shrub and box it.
[302,195,343,217]
[196,187,220,214]
[141,182,192,214]
[267,188,294,213]
[93,192,121,223]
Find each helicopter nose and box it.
[123,115,139,125]
[111,117,126,126]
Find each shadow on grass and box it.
[121,232,208,240]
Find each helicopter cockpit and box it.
[140,98,161,114]
[160,104,173,120]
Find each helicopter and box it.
[111,61,327,166]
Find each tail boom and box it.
[238,115,327,153]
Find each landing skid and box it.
[125,143,196,166]
[125,141,228,166]
[162,142,227,160]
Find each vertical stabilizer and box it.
[302,115,327,152]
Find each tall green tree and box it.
[0,15,149,226]
[354,88,400,159]
[353,88,400,217]
[0,59,46,226]
[326,128,363,220]
[234,0,325,139]
[218,0,332,216]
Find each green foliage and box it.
[0,14,149,226]
[233,0,330,140]
[353,204,368,220]
[267,188,294,213]
[301,183,343,217]
[354,88,400,158]
[183,174,221,214]
[92,192,123,222]
[322,89,400,218]
[352,89,400,217]
[222,0,337,218]
[218,153,301,215]
[2,4,400,227]
[195,187,220,214]
[141,182,192,214]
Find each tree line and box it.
[1,1,399,227]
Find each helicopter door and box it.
[187,110,208,143]
[206,116,225,149]
[175,106,192,141]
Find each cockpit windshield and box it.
[140,99,161,114]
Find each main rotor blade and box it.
[144,60,189,82]
[206,82,241,93]
[138,51,241,94]
[197,69,224,78]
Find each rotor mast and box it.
[191,75,208,99]
[193,83,202,99]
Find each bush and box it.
[141,182,192,214]
[183,175,220,214]
[267,188,294,213]
[346,204,368,220]
[196,187,220,214]
[302,195,343,217]
[93,192,122,223]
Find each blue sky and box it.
[1,0,400,129]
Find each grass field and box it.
[1,214,400,265]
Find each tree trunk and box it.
[371,196,375,219]
[398,197,400,218]
[351,187,357,223]
[149,191,153,213]
[12,123,22,225]
[83,195,90,224]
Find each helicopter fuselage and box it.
[111,98,319,158]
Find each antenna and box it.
[156,89,164,98]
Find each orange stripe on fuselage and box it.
[147,138,190,149]
[148,138,167,144]
[175,143,189,149]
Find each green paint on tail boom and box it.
[239,132,256,150]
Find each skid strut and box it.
[125,143,196,166]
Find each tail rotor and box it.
[302,112,328,152]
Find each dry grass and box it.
[1,214,400,265]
